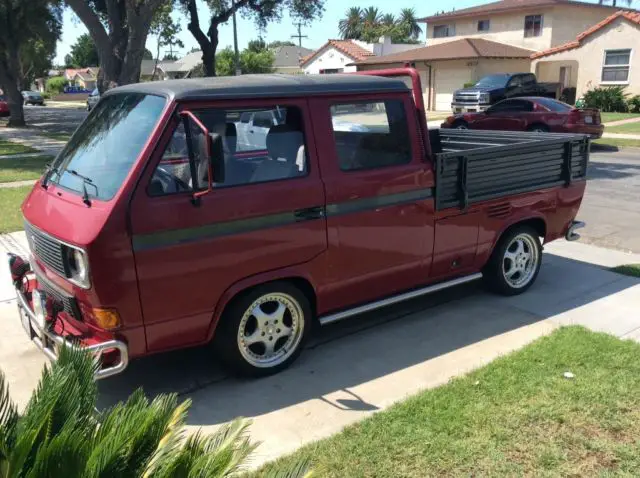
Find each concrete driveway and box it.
[1,235,639,466]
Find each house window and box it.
[433,25,455,38]
[524,15,543,38]
[477,20,490,32]
[602,49,631,83]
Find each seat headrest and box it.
[266,124,303,162]
[225,122,237,155]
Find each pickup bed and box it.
[452,73,561,113]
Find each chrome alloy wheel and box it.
[237,292,304,368]
[502,233,540,289]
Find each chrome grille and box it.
[453,92,481,104]
[25,221,67,277]
[37,272,81,320]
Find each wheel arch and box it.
[206,270,319,342]
[483,215,547,267]
[527,122,549,132]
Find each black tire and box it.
[528,124,549,133]
[453,120,469,130]
[484,225,542,296]
[214,281,312,377]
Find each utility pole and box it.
[232,0,241,75]
[291,22,308,47]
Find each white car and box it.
[86,89,100,111]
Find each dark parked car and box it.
[451,73,561,113]
[86,88,100,111]
[441,97,604,138]
[21,91,44,106]
[0,95,9,117]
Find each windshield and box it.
[48,93,166,201]
[475,74,510,88]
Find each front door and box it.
[310,94,436,313]
[129,98,327,352]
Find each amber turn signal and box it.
[92,308,121,330]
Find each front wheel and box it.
[484,226,542,296]
[214,282,312,377]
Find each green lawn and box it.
[0,186,32,233]
[255,327,640,477]
[601,112,640,123]
[0,155,52,183]
[606,122,640,134]
[0,139,37,156]
[611,264,640,278]
[39,131,72,142]
[593,138,640,149]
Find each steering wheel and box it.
[151,166,190,194]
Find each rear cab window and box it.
[329,100,412,171]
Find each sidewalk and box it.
[604,117,640,127]
[602,132,640,140]
[0,233,639,466]
[0,128,65,157]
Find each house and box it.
[272,45,313,74]
[355,0,634,110]
[67,68,98,91]
[354,38,534,111]
[532,10,640,99]
[301,37,423,75]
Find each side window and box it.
[507,76,523,88]
[329,100,412,172]
[149,105,308,196]
[523,74,536,86]
[489,100,516,113]
[239,112,251,123]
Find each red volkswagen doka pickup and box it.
[8,68,588,378]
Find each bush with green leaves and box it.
[582,86,629,112]
[628,95,640,113]
[45,76,67,95]
[0,347,312,477]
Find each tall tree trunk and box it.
[201,41,217,77]
[0,57,26,127]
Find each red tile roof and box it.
[354,38,535,65]
[420,0,632,23]
[300,40,375,66]
[531,10,640,59]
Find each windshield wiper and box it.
[41,162,58,189]
[68,169,97,207]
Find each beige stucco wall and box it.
[531,18,640,98]
[535,60,579,87]
[429,9,553,51]
[428,5,619,52]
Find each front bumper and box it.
[451,102,491,113]
[9,255,129,379]
[565,221,585,242]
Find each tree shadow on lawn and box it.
[97,253,639,426]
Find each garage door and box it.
[435,68,470,112]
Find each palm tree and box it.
[0,347,312,477]
[362,6,381,28]
[381,13,395,27]
[338,7,363,40]
[399,8,423,40]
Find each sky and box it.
[55,0,622,65]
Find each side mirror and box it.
[179,110,225,205]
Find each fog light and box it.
[93,308,121,330]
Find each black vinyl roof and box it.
[105,73,409,101]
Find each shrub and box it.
[0,347,312,477]
[628,95,640,113]
[582,86,629,112]
[45,76,67,95]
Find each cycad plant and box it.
[0,346,311,477]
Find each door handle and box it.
[294,206,325,222]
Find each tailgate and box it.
[433,130,590,210]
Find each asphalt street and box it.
[21,104,88,134]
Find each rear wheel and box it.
[484,226,542,296]
[453,120,469,130]
[215,282,311,377]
